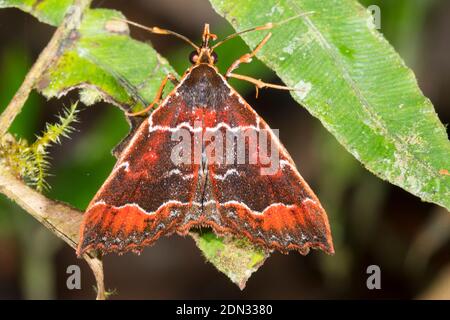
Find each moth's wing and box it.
[77,94,202,255]
[112,116,145,158]
[204,93,334,255]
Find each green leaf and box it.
[37,8,174,112]
[0,0,74,25]
[2,4,267,287]
[192,231,268,290]
[209,0,450,210]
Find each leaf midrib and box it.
[283,0,448,192]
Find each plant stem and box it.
[0,0,91,136]
[0,0,105,300]
[0,166,105,299]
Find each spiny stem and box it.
[31,102,79,191]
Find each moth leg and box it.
[126,73,178,116]
[227,73,299,98]
[225,33,272,76]
[226,33,300,97]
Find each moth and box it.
[77,17,333,256]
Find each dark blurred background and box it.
[0,0,449,299]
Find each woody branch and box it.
[0,0,106,300]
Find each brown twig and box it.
[84,254,106,300]
[0,0,91,136]
[0,0,105,300]
[0,166,105,299]
[0,168,82,247]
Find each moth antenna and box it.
[114,18,200,50]
[211,11,315,50]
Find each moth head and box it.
[189,23,218,65]
[189,48,218,65]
